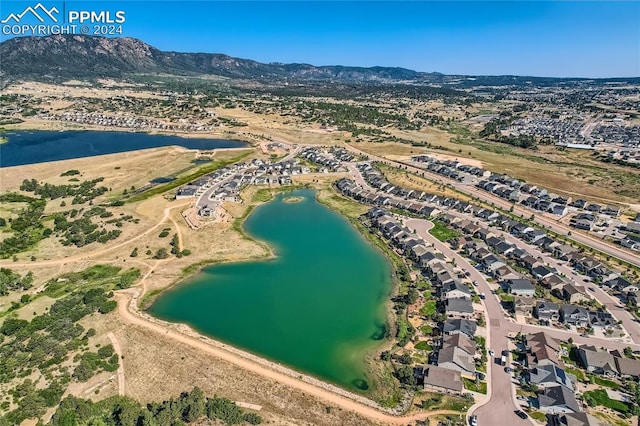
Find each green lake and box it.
[149,189,392,391]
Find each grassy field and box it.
[428,220,461,242]
[588,374,621,390]
[583,388,631,414]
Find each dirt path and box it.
[114,288,461,425]
[1,200,192,268]
[168,214,184,252]
[107,332,125,396]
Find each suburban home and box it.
[547,412,605,426]
[532,265,556,280]
[614,357,640,378]
[441,281,472,300]
[521,255,542,271]
[589,311,615,329]
[534,301,560,323]
[421,365,464,394]
[542,274,568,291]
[493,266,521,282]
[529,364,576,390]
[514,296,535,316]
[578,345,618,376]
[605,276,638,293]
[481,255,506,272]
[505,278,536,297]
[442,319,477,340]
[561,284,589,304]
[442,333,476,357]
[437,346,476,377]
[552,244,579,261]
[444,298,474,318]
[560,305,590,328]
[526,332,563,367]
[537,385,582,414]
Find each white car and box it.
[469,415,478,426]
[488,349,495,356]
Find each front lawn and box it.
[529,411,547,422]
[463,378,487,394]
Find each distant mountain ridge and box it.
[1,35,638,85]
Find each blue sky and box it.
[2,1,639,77]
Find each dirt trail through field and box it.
[1,200,192,268]
[107,332,126,396]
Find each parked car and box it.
[469,415,478,426]
[488,349,495,357]
[515,410,528,419]
[473,281,479,286]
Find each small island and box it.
[283,196,304,203]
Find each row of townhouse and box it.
[338,172,637,299]
[365,207,481,395]
[298,147,352,171]
[520,332,592,420]
[176,159,310,201]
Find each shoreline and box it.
[1,120,258,145]
[143,186,401,406]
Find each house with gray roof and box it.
[444,298,474,319]
[578,345,618,376]
[441,281,471,300]
[422,365,464,394]
[529,364,576,390]
[505,278,536,297]
[535,301,560,323]
[537,385,581,414]
[615,357,640,378]
[560,305,590,328]
[549,412,606,426]
[442,319,476,340]
[437,346,476,377]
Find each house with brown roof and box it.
[442,333,476,357]
[561,284,590,304]
[526,332,563,367]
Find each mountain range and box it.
[1,35,637,86]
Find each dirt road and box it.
[107,332,126,396]
[1,200,192,268]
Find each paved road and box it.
[405,218,532,426]
[441,209,640,344]
[343,143,640,269]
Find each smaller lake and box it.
[0,130,247,167]
[149,189,392,391]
